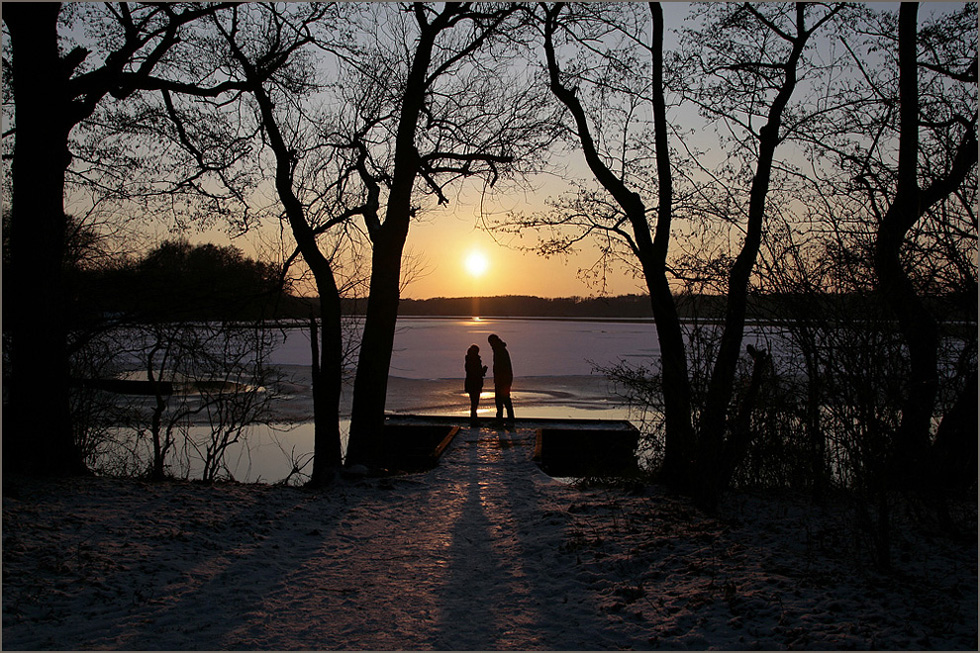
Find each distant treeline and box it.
[396,294,656,318]
[75,239,973,324]
[72,239,310,324]
[337,293,975,323]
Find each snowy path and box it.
[179,425,631,650]
[3,422,977,650]
[3,425,646,650]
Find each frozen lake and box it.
[272,315,796,378]
[269,316,669,378]
[105,316,792,484]
[187,317,796,483]
[98,315,974,485]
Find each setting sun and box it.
[464,250,490,277]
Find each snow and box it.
[4,421,976,650]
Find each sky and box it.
[397,183,644,300]
[189,165,639,300]
[398,1,689,300]
[49,1,972,301]
[192,1,966,302]
[382,1,969,301]
[170,3,688,300]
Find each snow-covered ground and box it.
[3,421,976,650]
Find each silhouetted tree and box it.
[780,2,978,494]
[530,2,847,503]
[78,239,285,322]
[104,318,280,483]
[867,4,976,489]
[684,3,849,505]
[345,3,556,466]
[2,2,234,476]
[209,3,369,484]
[71,3,360,484]
[122,3,547,476]
[535,2,699,489]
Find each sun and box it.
[464,250,490,277]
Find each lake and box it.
[112,315,969,484]
[148,316,797,483]
[270,316,667,377]
[272,315,792,377]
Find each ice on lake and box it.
[102,316,787,484]
[269,316,669,378]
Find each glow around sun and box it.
[464,250,490,277]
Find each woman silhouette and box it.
[464,344,488,424]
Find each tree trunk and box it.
[243,69,348,485]
[346,207,412,466]
[308,287,344,484]
[873,3,977,491]
[646,3,696,490]
[871,3,974,490]
[802,335,828,498]
[695,8,810,504]
[646,273,696,489]
[543,3,698,490]
[346,17,439,467]
[148,345,169,481]
[717,345,770,492]
[872,3,934,485]
[931,368,978,490]
[696,119,787,486]
[4,4,87,476]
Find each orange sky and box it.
[399,204,642,300]
[186,206,642,301]
[188,164,645,300]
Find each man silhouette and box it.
[487,334,515,421]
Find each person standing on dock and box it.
[488,334,515,422]
[464,344,488,425]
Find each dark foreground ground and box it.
[3,420,977,650]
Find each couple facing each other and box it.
[464,333,514,423]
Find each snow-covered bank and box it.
[3,423,976,650]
